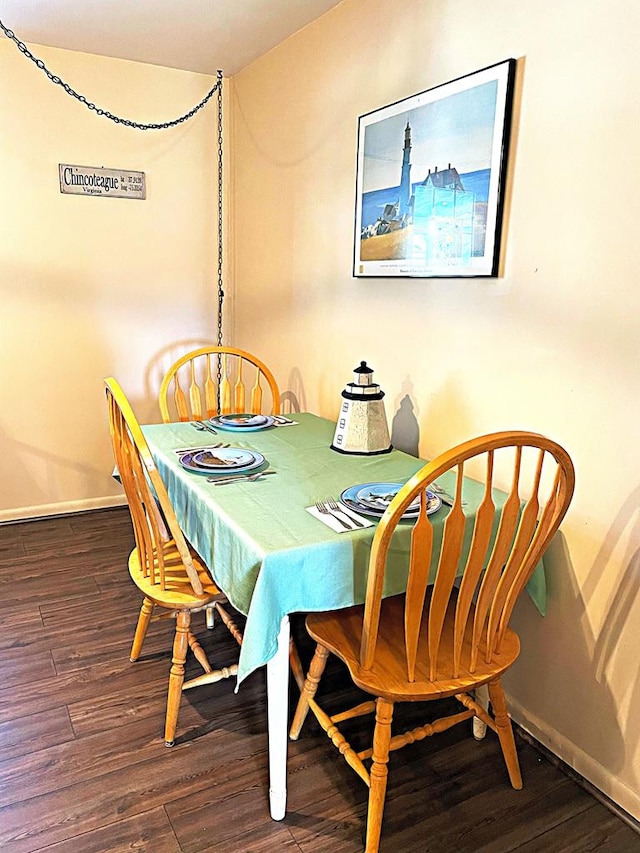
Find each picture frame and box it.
[353,59,516,279]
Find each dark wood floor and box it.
[0,508,638,852]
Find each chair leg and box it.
[289,643,330,740]
[205,605,215,629]
[488,678,522,789]
[187,630,212,674]
[365,698,394,853]
[165,610,190,747]
[130,597,154,662]
[288,637,305,691]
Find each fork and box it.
[191,421,218,434]
[326,497,365,528]
[315,500,353,530]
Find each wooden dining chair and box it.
[290,431,575,853]
[105,376,243,746]
[158,345,280,423]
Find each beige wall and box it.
[0,43,226,520]
[232,0,640,821]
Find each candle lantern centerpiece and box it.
[330,361,392,455]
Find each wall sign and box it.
[58,164,146,199]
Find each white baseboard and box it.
[508,695,640,824]
[0,496,127,524]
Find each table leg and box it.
[266,614,290,820]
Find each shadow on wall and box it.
[390,394,420,457]
[0,423,122,516]
[388,376,422,458]
[281,367,307,414]
[388,374,478,462]
[586,484,640,788]
[144,338,215,423]
[506,531,627,786]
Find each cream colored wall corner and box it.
[231,0,640,822]
[0,42,226,520]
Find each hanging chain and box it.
[0,18,221,130]
[215,73,224,410]
[216,74,224,347]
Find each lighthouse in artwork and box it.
[399,121,412,218]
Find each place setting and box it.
[307,481,443,533]
[340,482,442,518]
[207,412,298,432]
[175,442,275,484]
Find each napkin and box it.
[306,503,373,532]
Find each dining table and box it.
[141,413,547,820]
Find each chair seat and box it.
[306,595,521,702]
[129,541,223,609]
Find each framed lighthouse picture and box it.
[353,59,516,279]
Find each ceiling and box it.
[0,0,344,76]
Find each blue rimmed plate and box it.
[209,413,276,432]
[179,449,265,475]
[339,482,441,519]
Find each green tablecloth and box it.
[142,414,546,685]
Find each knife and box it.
[208,470,277,485]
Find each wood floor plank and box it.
[0,682,266,810]
[0,727,269,851]
[0,707,74,762]
[0,569,100,609]
[0,523,26,542]
[28,806,182,853]
[66,643,241,738]
[0,649,57,690]
[39,585,138,622]
[165,769,302,853]
[0,607,44,653]
[0,517,74,548]
[0,602,137,659]
[0,654,172,726]
[0,539,27,560]
[67,507,132,536]
[49,618,229,677]
[0,550,125,582]
[514,803,640,852]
